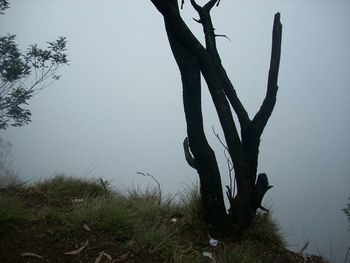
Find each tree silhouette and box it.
[0,0,9,14]
[0,1,68,129]
[150,0,282,231]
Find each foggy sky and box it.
[1,0,349,261]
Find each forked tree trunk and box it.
[150,0,282,231]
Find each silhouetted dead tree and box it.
[150,0,282,231]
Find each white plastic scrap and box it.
[202,251,213,259]
[170,218,177,223]
[209,238,219,247]
[83,224,91,232]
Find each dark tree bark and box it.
[150,0,282,231]
[164,1,227,227]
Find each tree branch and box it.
[191,0,251,132]
[192,17,202,24]
[190,0,219,12]
[162,3,228,223]
[189,0,201,11]
[251,13,282,138]
[215,34,231,42]
[252,173,273,212]
[150,0,247,182]
[203,0,219,11]
[183,137,197,169]
[181,0,184,9]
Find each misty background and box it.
[1,0,349,261]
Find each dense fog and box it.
[1,1,349,261]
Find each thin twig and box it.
[215,34,231,42]
[137,172,162,205]
[99,178,110,194]
[299,241,309,254]
[212,126,236,199]
[212,126,228,150]
[345,246,350,263]
[192,17,202,24]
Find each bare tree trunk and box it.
[150,0,282,231]
[164,0,227,227]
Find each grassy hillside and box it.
[0,175,326,262]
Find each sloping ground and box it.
[0,175,327,263]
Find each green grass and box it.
[0,174,287,262]
[65,194,137,238]
[0,195,28,232]
[244,211,286,248]
[215,242,261,263]
[33,174,107,205]
[180,183,203,226]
